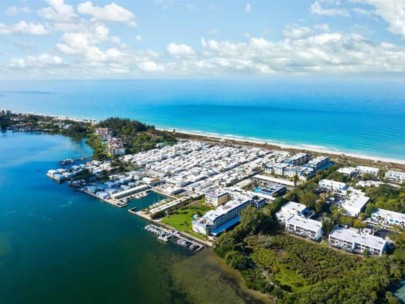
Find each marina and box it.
[144,224,204,252]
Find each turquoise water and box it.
[0,132,265,304]
[0,79,404,160]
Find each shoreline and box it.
[159,127,405,166]
[4,109,405,165]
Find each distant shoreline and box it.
[5,110,405,167]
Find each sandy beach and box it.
[159,128,405,166]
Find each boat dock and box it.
[81,189,128,208]
[144,224,204,252]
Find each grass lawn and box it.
[161,200,212,239]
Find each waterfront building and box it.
[111,184,149,200]
[285,215,323,240]
[276,201,311,223]
[283,153,311,166]
[205,189,229,207]
[385,170,405,184]
[192,198,251,236]
[319,179,348,192]
[306,156,330,170]
[329,228,387,256]
[356,166,379,176]
[371,208,405,229]
[192,190,263,236]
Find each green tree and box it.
[300,192,318,209]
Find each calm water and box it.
[0,79,404,160]
[0,132,265,304]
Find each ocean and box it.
[0,79,404,160]
[0,132,264,304]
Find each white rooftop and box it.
[330,228,386,250]
[286,215,322,232]
[281,201,307,214]
[372,208,405,221]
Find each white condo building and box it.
[306,156,330,170]
[385,170,405,184]
[356,166,379,176]
[192,198,250,236]
[192,189,265,236]
[329,228,387,256]
[276,201,309,223]
[337,167,357,176]
[371,208,405,229]
[319,179,348,192]
[341,190,370,217]
[205,189,229,207]
[285,215,323,240]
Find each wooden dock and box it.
[144,224,205,252]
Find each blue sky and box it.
[0,0,404,79]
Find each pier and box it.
[144,224,204,252]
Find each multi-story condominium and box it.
[108,137,125,156]
[341,190,370,217]
[193,188,266,237]
[94,128,113,141]
[385,170,405,184]
[285,215,323,240]
[284,166,315,181]
[371,208,405,229]
[283,153,311,166]
[192,197,252,236]
[329,228,387,256]
[356,166,379,176]
[306,156,330,170]
[337,167,357,176]
[205,189,229,207]
[276,201,310,223]
[266,163,289,175]
[319,179,348,192]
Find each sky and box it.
[0,0,405,79]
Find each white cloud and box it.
[9,53,65,69]
[77,2,136,27]
[166,43,195,57]
[314,23,330,31]
[245,3,252,13]
[283,25,312,39]
[38,0,77,22]
[358,0,405,39]
[5,6,31,16]
[310,0,350,16]
[0,21,49,35]
[135,35,142,42]
[139,61,165,72]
